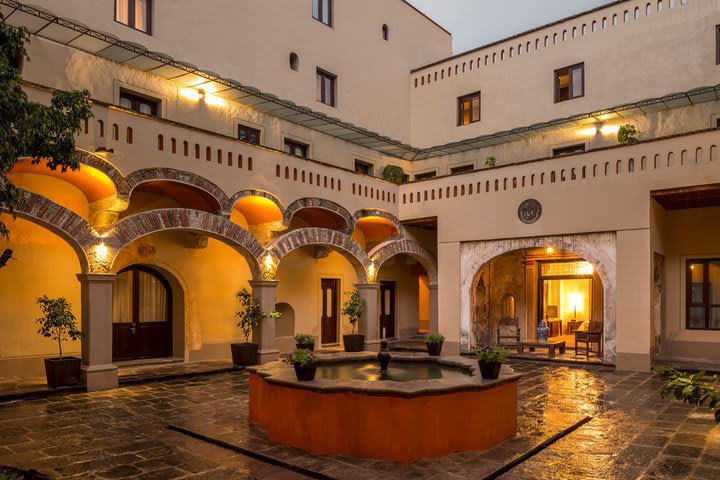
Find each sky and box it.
[406,0,612,54]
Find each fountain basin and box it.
[247,352,520,463]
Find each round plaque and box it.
[518,199,542,224]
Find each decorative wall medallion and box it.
[518,199,542,224]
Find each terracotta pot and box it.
[478,360,502,380]
[293,362,317,381]
[426,341,443,356]
[230,343,258,366]
[44,357,81,388]
[296,343,315,351]
[343,334,365,352]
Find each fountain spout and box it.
[378,339,391,374]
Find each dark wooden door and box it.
[113,266,172,361]
[380,281,396,339]
[321,278,339,344]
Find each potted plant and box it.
[382,165,406,185]
[475,345,509,380]
[231,289,282,366]
[426,332,445,356]
[617,124,639,144]
[295,333,315,351]
[485,156,496,168]
[285,348,319,381]
[341,288,365,352]
[35,296,83,388]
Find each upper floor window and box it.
[414,171,437,181]
[316,69,336,107]
[284,138,308,158]
[450,164,474,175]
[119,89,159,116]
[354,160,374,176]
[716,25,720,65]
[552,144,586,156]
[115,0,152,34]
[554,63,584,103]
[238,124,261,145]
[382,24,389,41]
[687,260,720,330]
[313,0,333,27]
[457,91,481,126]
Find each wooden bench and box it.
[517,340,566,358]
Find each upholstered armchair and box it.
[574,320,602,357]
[496,317,521,351]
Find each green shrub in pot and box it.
[425,332,445,356]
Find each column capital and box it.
[76,273,117,284]
[355,283,380,290]
[249,280,280,289]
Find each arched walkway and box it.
[229,190,285,218]
[369,239,438,284]
[283,198,354,233]
[353,208,405,239]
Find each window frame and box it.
[686,259,720,331]
[554,63,585,103]
[457,91,482,127]
[114,0,153,35]
[414,171,437,181]
[312,0,333,27]
[238,124,261,146]
[118,89,160,117]
[316,68,337,107]
[354,159,374,176]
[716,25,720,65]
[450,164,475,175]
[284,138,309,159]
[552,144,586,157]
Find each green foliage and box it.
[294,333,314,346]
[485,156,496,168]
[235,289,282,343]
[35,296,81,359]
[655,367,720,424]
[341,288,365,334]
[617,124,639,145]
[284,348,318,366]
[0,470,24,480]
[382,165,406,185]
[475,345,509,363]
[426,332,445,344]
[0,14,93,239]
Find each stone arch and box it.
[229,190,285,213]
[267,228,369,283]
[125,168,231,214]
[1,189,93,272]
[352,209,405,239]
[74,150,128,194]
[104,208,264,278]
[459,233,616,362]
[369,239,438,284]
[283,198,354,233]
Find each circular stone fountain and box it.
[247,352,520,463]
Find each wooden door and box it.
[380,281,396,338]
[113,266,172,361]
[321,278,339,344]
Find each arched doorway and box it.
[112,265,173,361]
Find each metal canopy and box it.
[2,0,719,161]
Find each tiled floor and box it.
[0,360,718,479]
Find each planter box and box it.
[343,334,365,352]
[426,341,443,356]
[478,360,502,380]
[293,362,317,381]
[231,343,259,366]
[44,357,81,388]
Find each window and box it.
[414,171,437,181]
[119,89,159,116]
[316,69,336,107]
[354,160,374,176]
[312,0,332,27]
[717,25,720,65]
[457,91,481,126]
[552,144,586,156]
[687,260,720,330]
[554,63,584,103]
[284,139,308,158]
[115,0,152,34]
[382,24,389,41]
[238,124,261,145]
[450,164,474,175]
[289,52,299,71]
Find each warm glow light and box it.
[180,88,227,107]
[569,293,583,311]
[180,88,203,101]
[579,124,621,137]
[368,263,377,283]
[204,93,227,107]
[546,246,554,254]
[600,125,621,135]
[262,254,277,280]
[94,241,109,262]
[578,262,594,275]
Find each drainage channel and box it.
[169,415,593,480]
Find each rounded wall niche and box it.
[289,52,299,71]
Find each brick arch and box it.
[104,208,264,278]
[267,228,369,283]
[459,233,617,363]
[229,190,285,216]
[125,168,231,214]
[74,150,128,194]
[283,198,354,233]
[369,239,437,283]
[1,189,93,272]
[353,208,405,239]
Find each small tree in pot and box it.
[294,333,315,351]
[426,332,445,356]
[285,348,319,381]
[35,296,83,388]
[341,288,365,352]
[231,289,282,366]
[476,345,509,380]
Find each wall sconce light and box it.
[367,263,377,283]
[262,254,277,280]
[546,246,554,255]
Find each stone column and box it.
[77,273,118,391]
[250,280,280,364]
[356,283,380,351]
[428,284,439,334]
